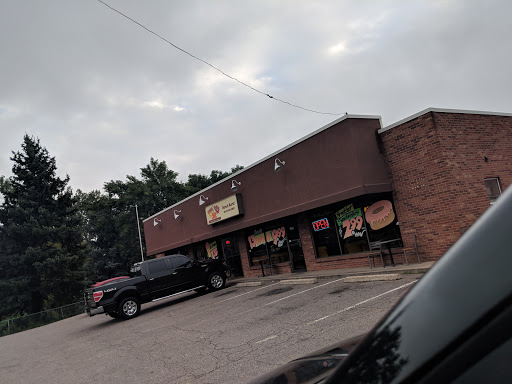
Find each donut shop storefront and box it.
[143,115,406,278]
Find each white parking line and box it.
[214,282,280,305]
[265,277,345,306]
[255,335,278,344]
[235,277,345,316]
[253,279,418,345]
[305,279,418,326]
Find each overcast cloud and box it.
[1,0,511,193]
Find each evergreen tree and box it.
[0,135,85,318]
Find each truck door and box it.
[169,255,202,292]
[145,258,175,299]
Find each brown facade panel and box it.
[143,116,392,256]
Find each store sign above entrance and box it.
[205,194,244,225]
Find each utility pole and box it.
[135,204,145,262]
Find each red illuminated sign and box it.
[312,218,330,232]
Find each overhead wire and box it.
[96,0,343,116]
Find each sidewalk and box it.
[227,261,435,286]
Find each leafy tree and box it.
[0,135,85,318]
[78,158,188,282]
[75,190,127,285]
[79,159,243,283]
[185,164,244,194]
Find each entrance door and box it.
[287,224,306,272]
[221,236,244,277]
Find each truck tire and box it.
[207,272,226,291]
[118,297,141,320]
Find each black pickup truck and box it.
[84,254,229,320]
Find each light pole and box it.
[135,204,144,262]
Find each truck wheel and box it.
[207,272,226,291]
[118,297,140,320]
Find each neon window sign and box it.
[312,218,330,232]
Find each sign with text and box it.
[248,227,286,249]
[205,194,244,225]
[336,204,365,239]
[312,218,330,232]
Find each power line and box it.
[96,0,343,116]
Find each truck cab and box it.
[84,254,228,320]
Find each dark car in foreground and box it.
[251,185,512,383]
[84,255,229,320]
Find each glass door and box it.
[287,222,306,272]
[221,235,244,277]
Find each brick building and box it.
[143,108,512,277]
[379,108,512,261]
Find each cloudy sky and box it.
[1,0,511,193]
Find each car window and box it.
[171,255,192,269]
[147,259,169,274]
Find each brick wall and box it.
[379,111,512,261]
[237,233,257,277]
[297,213,316,269]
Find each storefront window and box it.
[311,214,342,258]
[311,193,401,259]
[364,199,401,244]
[193,240,224,260]
[247,222,290,266]
[335,203,370,254]
[193,243,207,261]
[266,226,289,264]
[205,240,220,259]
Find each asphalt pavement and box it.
[0,272,426,384]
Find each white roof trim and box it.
[144,114,382,222]
[378,107,512,134]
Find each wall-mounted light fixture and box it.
[174,210,182,220]
[231,180,241,192]
[153,218,162,226]
[274,158,286,172]
[199,195,208,206]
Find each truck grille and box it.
[84,290,97,307]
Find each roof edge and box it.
[143,114,382,222]
[378,107,512,134]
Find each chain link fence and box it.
[0,302,84,337]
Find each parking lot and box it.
[0,274,422,384]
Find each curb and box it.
[344,274,401,283]
[235,282,263,287]
[280,278,318,285]
[227,265,431,286]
